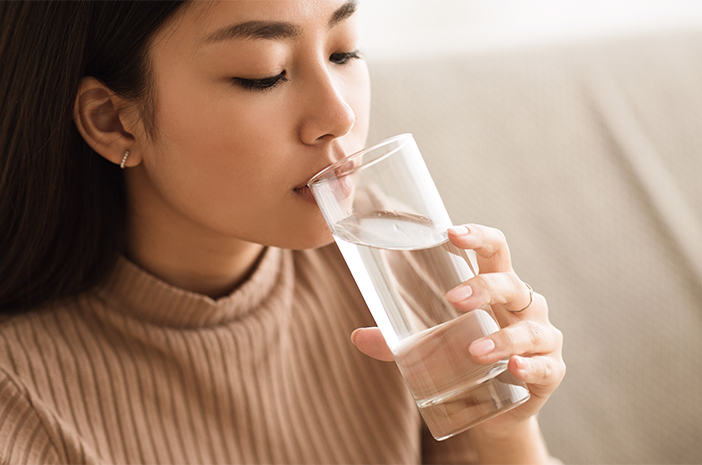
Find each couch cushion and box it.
[367,28,702,464]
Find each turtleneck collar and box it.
[94,247,290,328]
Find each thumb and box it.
[350,327,395,362]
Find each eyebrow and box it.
[329,0,357,28]
[205,21,301,43]
[204,0,357,44]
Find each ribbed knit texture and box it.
[0,245,477,464]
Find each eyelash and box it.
[233,50,362,92]
[233,72,289,92]
[329,50,362,65]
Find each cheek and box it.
[158,82,262,153]
[347,64,372,140]
[145,83,282,211]
[153,77,289,183]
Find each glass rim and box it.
[307,133,413,187]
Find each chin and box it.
[258,214,336,251]
[288,227,335,251]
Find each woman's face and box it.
[128,0,370,250]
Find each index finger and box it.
[447,224,513,274]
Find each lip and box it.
[294,168,328,190]
[292,164,333,204]
[308,134,412,186]
[293,163,349,206]
[294,143,360,203]
[293,158,346,201]
[301,166,356,204]
[294,185,317,205]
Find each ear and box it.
[73,76,143,168]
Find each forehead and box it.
[160,0,355,44]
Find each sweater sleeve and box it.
[0,371,62,465]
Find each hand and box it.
[351,223,566,438]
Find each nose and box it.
[298,65,356,145]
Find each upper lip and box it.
[295,148,349,190]
[296,166,328,190]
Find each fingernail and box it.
[513,355,529,371]
[350,328,362,345]
[448,225,470,236]
[470,338,495,357]
[446,285,473,302]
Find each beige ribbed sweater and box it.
[0,245,477,464]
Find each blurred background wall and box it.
[358,0,702,59]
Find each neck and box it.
[124,192,265,300]
[126,234,265,299]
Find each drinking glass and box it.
[307,134,529,440]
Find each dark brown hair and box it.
[0,1,188,312]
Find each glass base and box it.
[417,369,530,441]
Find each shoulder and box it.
[0,304,98,464]
[0,303,78,383]
[0,309,50,378]
[0,368,63,464]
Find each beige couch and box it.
[367,27,702,464]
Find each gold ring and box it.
[508,282,533,313]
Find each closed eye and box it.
[330,50,362,65]
[232,71,288,91]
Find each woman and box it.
[0,1,565,463]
